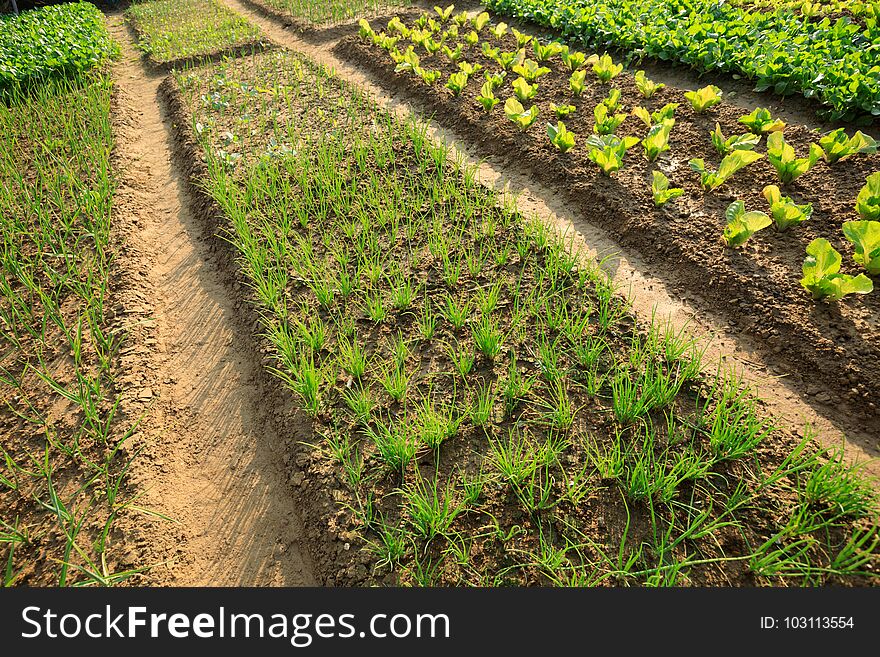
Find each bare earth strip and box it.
[217,0,879,480]
[106,14,316,586]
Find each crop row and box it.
[246,0,412,25]
[0,2,117,97]
[360,11,880,303]
[173,49,878,586]
[483,0,880,120]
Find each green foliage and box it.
[512,58,551,82]
[476,80,500,112]
[689,150,763,191]
[818,128,877,164]
[684,85,722,112]
[710,123,761,156]
[801,239,874,300]
[643,119,674,161]
[651,170,683,207]
[512,76,539,102]
[722,201,772,247]
[445,71,469,95]
[842,220,880,275]
[765,132,823,185]
[569,69,587,96]
[550,102,575,118]
[504,97,540,131]
[593,102,627,135]
[762,185,812,231]
[634,70,664,98]
[738,107,786,134]
[560,46,587,72]
[591,53,622,83]
[533,40,565,62]
[547,121,576,152]
[856,172,880,220]
[586,134,640,175]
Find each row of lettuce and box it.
[0,2,117,98]
[483,0,880,120]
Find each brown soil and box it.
[332,30,880,457]
[104,14,316,586]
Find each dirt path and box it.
[219,0,878,479]
[106,14,316,586]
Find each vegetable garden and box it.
[1,0,878,588]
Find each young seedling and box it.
[842,220,880,274]
[459,61,482,76]
[504,97,539,131]
[643,119,674,161]
[560,47,587,72]
[550,102,575,118]
[684,85,722,112]
[472,11,490,32]
[710,123,760,156]
[484,71,506,90]
[591,53,622,83]
[738,107,786,134]
[434,4,454,21]
[511,28,532,48]
[801,238,874,300]
[358,19,374,40]
[463,30,479,46]
[491,22,508,39]
[593,103,627,135]
[481,42,499,60]
[495,50,519,70]
[547,121,576,152]
[689,150,763,191]
[722,200,772,247]
[443,43,464,61]
[586,134,640,175]
[765,132,823,184]
[569,69,587,97]
[856,172,880,220]
[512,76,539,102]
[634,70,664,98]
[453,10,469,26]
[533,40,564,62]
[818,128,877,164]
[476,80,499,113]
[651,170,683,207]
[762,185,813,231]
[512,58,551,82]
[445,71,469,95]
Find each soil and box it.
[103,13,316,586]
[332,28,880,459]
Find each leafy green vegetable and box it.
[547,121,576,152]
[550,102,575,118]
[801,239,874,300]
[444,44,464,61]
[476,80,500,112]
[689,150,763,191]
[463,30,479,46]
[491,22,509,39]
[591,53,622,83]
[504,97,539,131]
[643,119,674,161]
[484,71,506,90]
[560,47,587,72]
[586,134,639,175]
[472,12,491,32]
[819,128,878,164]
[459,61,482,76]
[765,132,823,185]
[762,185,813,231]
[511,28,532,48]
[651,170,683,207]
[634,70,664,98]
[569,69,587,96]
[593,103,627,135]
[452,11,470,26]
[481,42,499,60]
[445,71,469,95]
[512,76,539,102]
[684,85,722,113]
[738,107,786,134]
[722,201,772,247]
[601,88,622,112]
[842,220,880,275]
[434,5,455,21]
[533,40,564,62]
[856,172,880,220]
[495,50,519,70]
[512,58,551,82]
[710,123,761,156]
[358,19,374,40]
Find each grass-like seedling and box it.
[256,0,411,25]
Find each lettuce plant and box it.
[358,19,374,40]
[818,128,877,163]
[766,132,823,185]
[533,40,564,62]
[856,172,880,220]
[643,119,674,161]
[684,85,722,112]
[801,239,874,300]
[634,103,677,127]
[586,134,639,175]
[722,201,772,247]
[560,47,587,72]
[504,98,539,131]
[511,28,532,48]
[434,5,454,21]
[593,103,627,135]
[464,30,479,46]
[711,123,760,156]
[495,51,518,70]
[602,88,622,112]
[417,68,441,85]
[458,61,482,76]
[738,107,786,134]
[512,77,538,102]
[387,16,408,35]
[550,102,575,118]
[452,11,469,26]
[476,81,499,113]
[491,22,509,39]
[445,71,469,95]
[591,53,622,83]
[547,121,576,152]
[651,170,683,207]
[569,69,587,96]
[842,220,880,274]
[634,70,664,98]
[762,185,813,231]
[472,12,491,32]
[689,150,763,191]
[481,42,499,60]
[484,71,506,90]
[512,59,550,82]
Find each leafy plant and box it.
[560,47,587,72]
[601,88,622,112]
[481,42,499,60]
[569,69,587,96]
[512,59,550,82]
[459,61,482,76]
[443,44,464,61]
[586,134,640,175]
[495,50,519,70]
[491,22,509,39]
[472,11,491,32]
[512,76,539,102]
[358,19,374,40]
[533,40,564,62]
[547,121,576,152]
[550,102,575,118]
[855,172,880,220]
[738,107,786,134]
[818,128,878,164]
[434,5,455,21]
[801,239,874,300]
[762,185,813,231]
[711,123,761,156]
[445,71,469,95]
[634,70,664,98]
[505,97,539,131]
[722,201,772,247]
[593,103,627,135]
[591,53,622,83]
[842,221,880,274]
[652,170,683,207]
[684,85,722,113]
[689,150,763,191]
[765,132,823,185]
[643,119,674,161]
[476,80,500,112]
[464,30,479,46]
[511,28,532,48]
[417,67,441,85]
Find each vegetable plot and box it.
[169,49,878,586]
[485,0,880,120]
[245,0,413,26]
